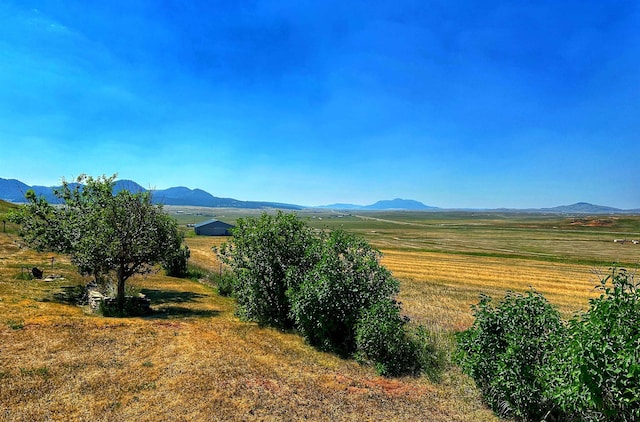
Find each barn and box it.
[194,219,234,236]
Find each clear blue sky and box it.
[1,1,638,209]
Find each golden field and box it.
[1,205,639,421]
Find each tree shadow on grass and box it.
[48,285,86,305]
[139,288,207,305]
[147,306,221,319]
[44,286,220,319]
[139,288,220,319]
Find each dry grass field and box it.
[2,203,639,421]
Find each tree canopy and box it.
[10,174,183,312]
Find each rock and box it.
[88,290,105,310]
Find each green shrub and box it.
[355,299,422,376]
[456,290,565,420]
[548,268,640,421]
[185,264,209,281]
[218,211,319,328]
[215,272,236,297]
[219,212,440,378]
[163,245,190,278]
[288,230,399,355]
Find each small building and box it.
[194,219,234,236]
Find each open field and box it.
[0,229,493,421]
[1,205,639,420]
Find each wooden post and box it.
[2,220,5,233]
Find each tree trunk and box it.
[116,266,126,312]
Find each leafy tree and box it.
[10,174,183,312]
[217,211,319,328]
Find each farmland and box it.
[1,204,639,421]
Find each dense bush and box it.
[354,299,422,376]
[456,290,565,420]
[218,211,319,328]
[549,268,640,421]
[163,245,190,278]
[214,271,236,297]
[219,212,437,377]
[288,230,399,355]
[458,268,640,421]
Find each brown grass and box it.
[2,209,634,421]
[0,231,497,421]
[381,250,601,331]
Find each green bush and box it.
[355,299,423,376]
[548,268,640,421]
[456,290,565,420]
[215,271,236,297]
[220,212,439,378]
[288,230,399,355]
[218,211,319,328]
[163,245,190,278]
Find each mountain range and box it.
[0,177,301,210]
[1,177,638,213]
[316,198,438,211]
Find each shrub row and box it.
[456,268,640,421]
[218,211,441,377]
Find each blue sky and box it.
[1,1,638,208]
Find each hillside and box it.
[0,233,496,421]
[0,200,18,233]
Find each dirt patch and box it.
[569,218,616,227]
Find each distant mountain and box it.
[542,202,625,214]
[317,198,438,211]
[2,178,638,213]
[364,198,438,211]
[0,178,31,202]
[114,179,146,193]
[0,177,302,210]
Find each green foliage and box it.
[163,245,191,278]
[456,290,564,420]
[8,190,69,252]
[218,211,319,328]
[214,272,236,297]
[14,271,33,280]
[10,174,184,313]
[457,268,640,421]
[7,320,24,330]
[220,211,436,378]
[548,268,640,421]
[289,229,399,355]
[355,299,423,377]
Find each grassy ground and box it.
[2,207,638,421]
[0,231,495,421]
